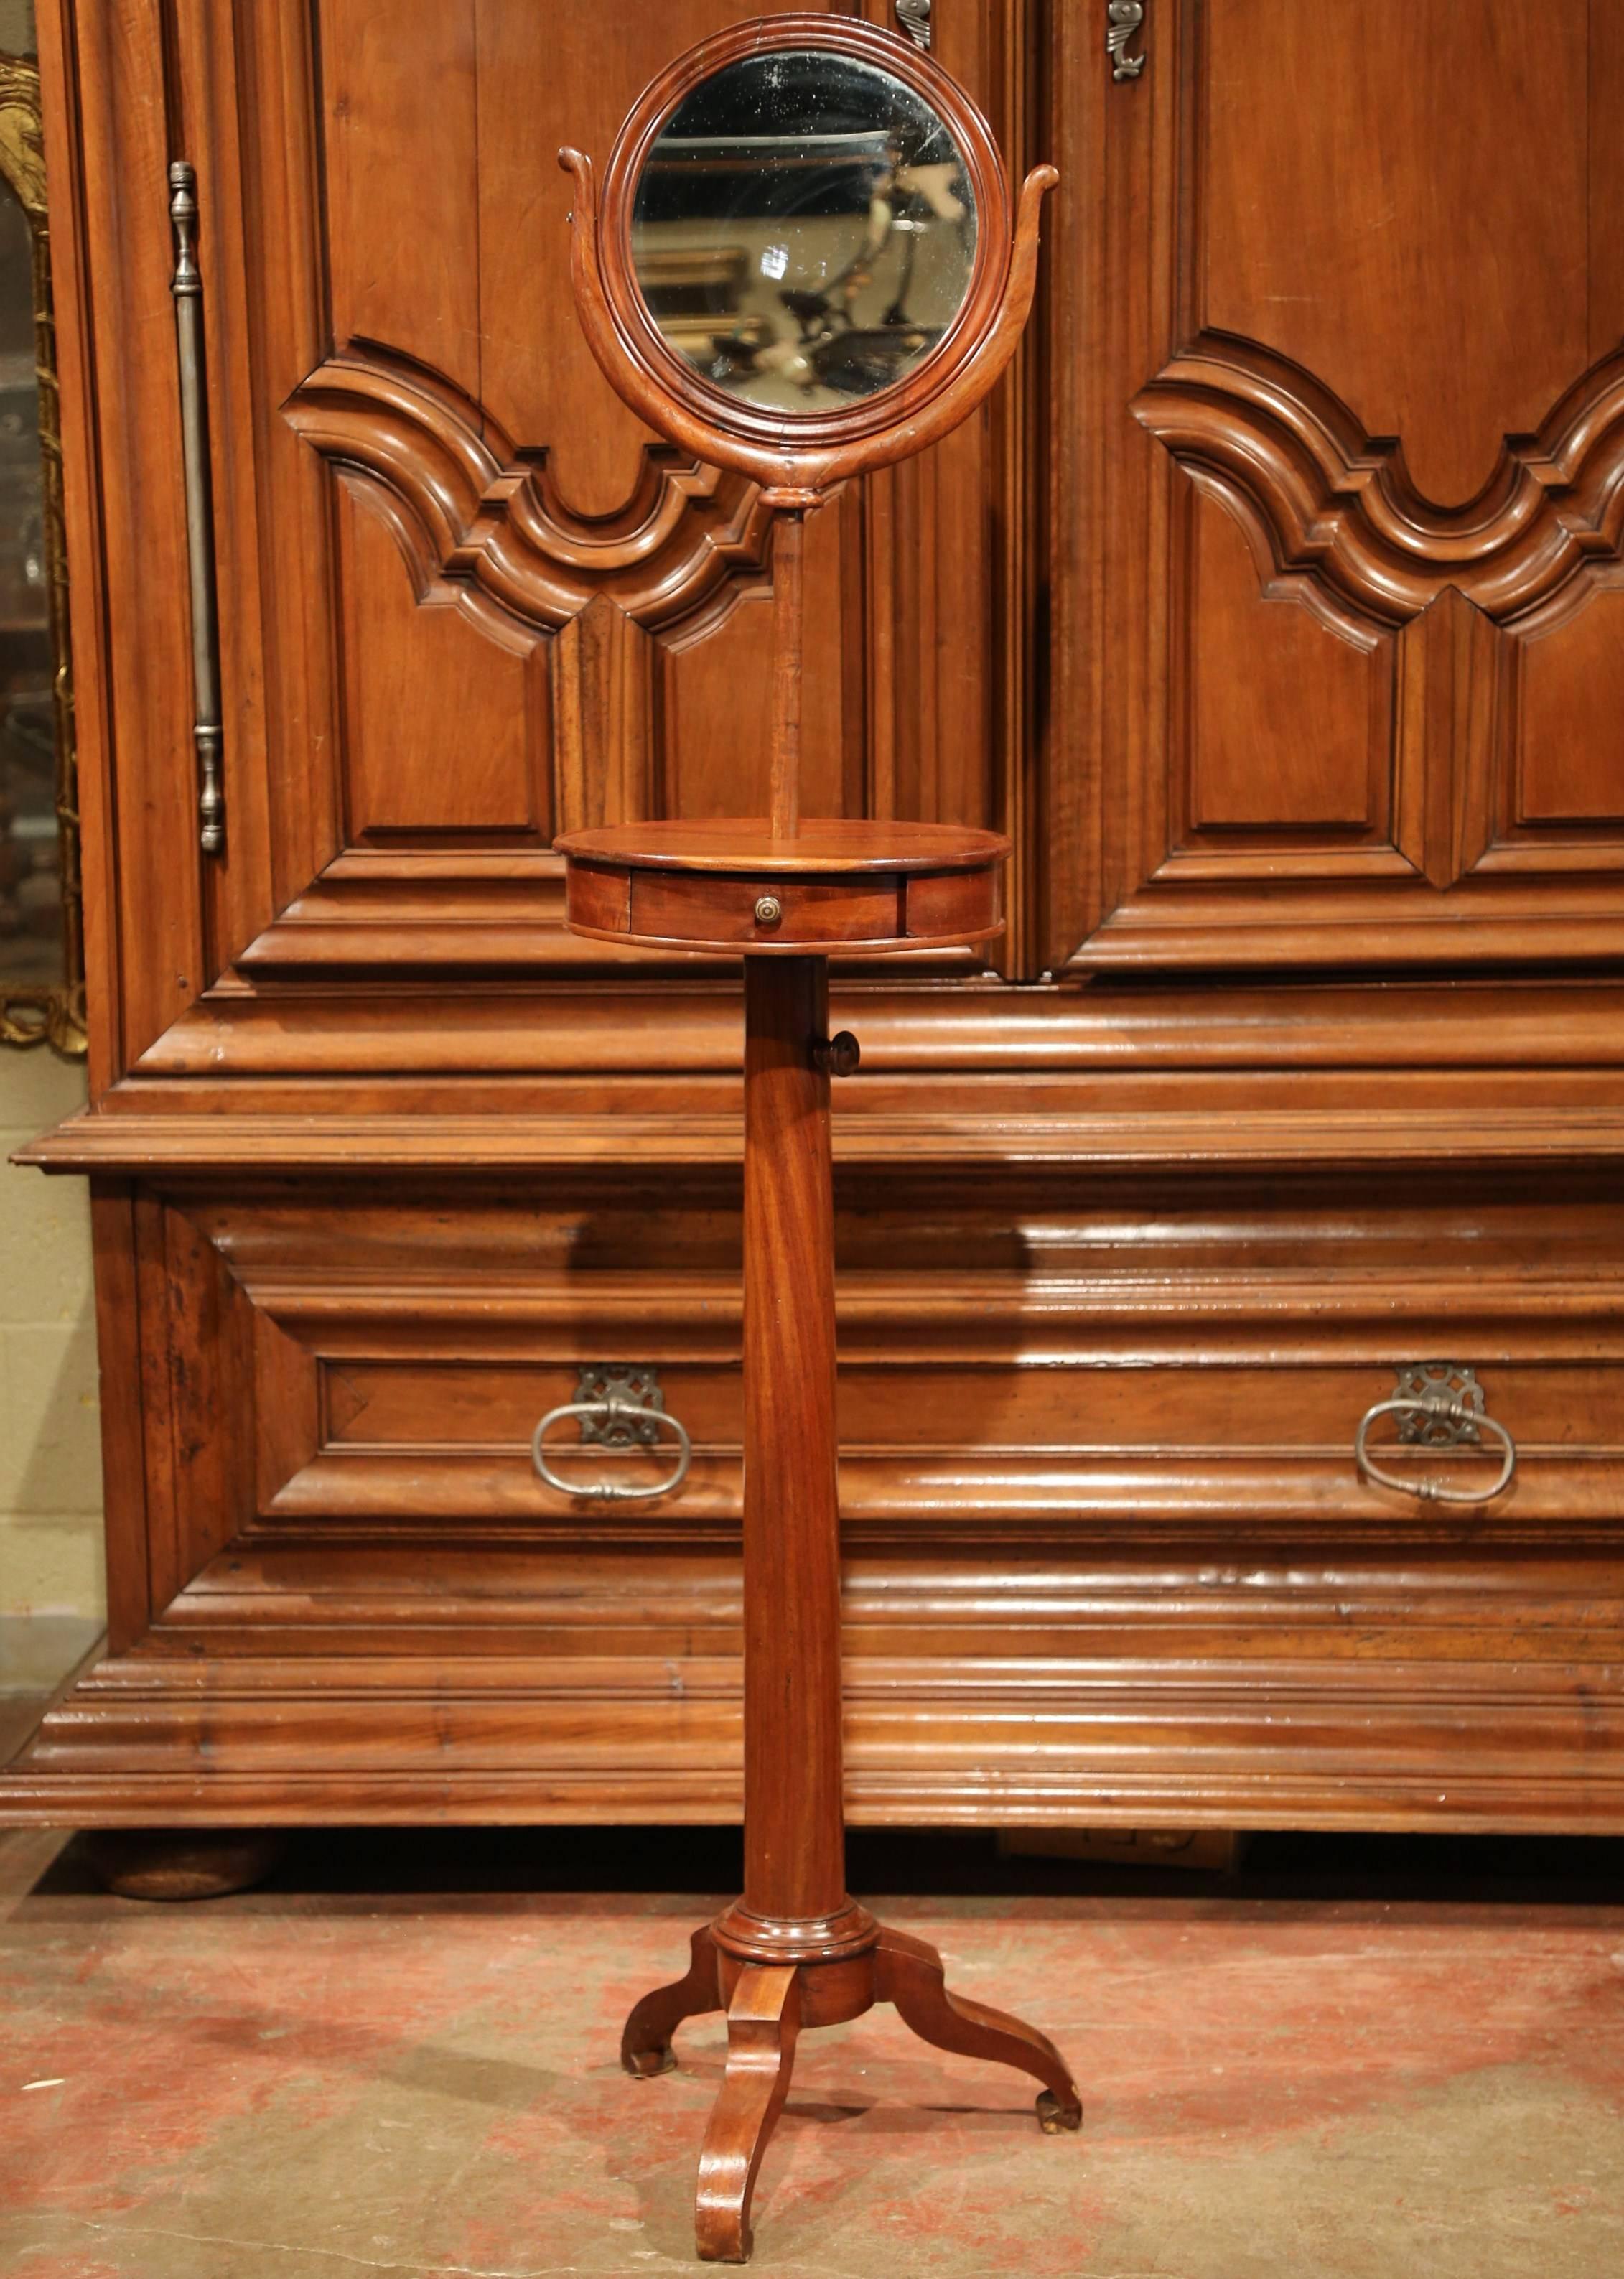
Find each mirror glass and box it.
[631,49,977,414]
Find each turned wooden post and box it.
[739,954,844,1926]
[767,512,804,843]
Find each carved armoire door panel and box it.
[67,0,1025,1075]
[1050,0,1624,971]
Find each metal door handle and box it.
[1108,1,1147,81]
[169,161,224,854]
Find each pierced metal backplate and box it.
[1394,1363,1483,1447]
[574,1365,666,1448]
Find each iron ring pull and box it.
[531,1394,691,1504]
[1354,1397,1516,1506]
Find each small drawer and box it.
[627,868,905,946]
[905,866,1002,941]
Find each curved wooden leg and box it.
[621,1924,722,2079]
[876,1924,1083,2133]
[695,1962,801,2263]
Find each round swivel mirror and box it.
[630,49,978,414]
[580,14,1023,465]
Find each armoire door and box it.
[60,0,1034,1092]
[1051,0,1624,969]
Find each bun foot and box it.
[621,1925,722,2078]
[696,1963,801,2263]
[78,1827,285,1901]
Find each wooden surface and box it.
[10,0,1624,1835]
[555,819,1008,954]
[554,819,1012,872]
[694,1962,800,2262]
[1050,0,1624,969]
[737,959,847,1933]
[767,511,803,837]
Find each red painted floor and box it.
[3,1825,1623,2278]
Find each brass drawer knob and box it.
[753,895,783,928]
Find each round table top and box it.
[554,816,1011,875]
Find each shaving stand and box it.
[549,19,1077,2260]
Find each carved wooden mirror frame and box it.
[558,13,1055,862]
[559,11,1056,507]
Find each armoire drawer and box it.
[143,1180,1624,1552]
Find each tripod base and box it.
[621,1914,1083,2263]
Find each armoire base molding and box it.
[6,1552,1624,1832]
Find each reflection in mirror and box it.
[632,49,976,414]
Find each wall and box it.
[0,1048,102,1691]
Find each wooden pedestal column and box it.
[721,954,869,1961]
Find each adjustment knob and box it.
[814,1031,861,1078]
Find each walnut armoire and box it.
[7,0,1624,1833]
